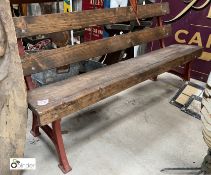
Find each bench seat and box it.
[28,44,202,126]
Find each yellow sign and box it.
[208,6,211,18]
[64,0,72,13]
[175,29,211,61]
[166,0,211,22]
[165,0,211,61]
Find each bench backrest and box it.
[13,2,171,76]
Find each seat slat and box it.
[22,25,172,76]
[28,44,202,126]
[14,3,169,38]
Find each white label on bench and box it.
[37,99,49,106]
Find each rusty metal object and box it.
[129,0,141,26]
[47,31,70,47]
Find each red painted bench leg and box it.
[183,61,192,81]
[30,113,41,137]
[31,117,72,174]
[52,120,72,174]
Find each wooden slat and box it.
[14,2,169,38]
[10,0,62,4]
[22,25,172,76]
[27,44,202,126]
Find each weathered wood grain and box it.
[22,25,172,76]
[0,0,27,174]
[13,3,169,38]
[27,44,202,126]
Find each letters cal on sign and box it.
[154,0,211,82]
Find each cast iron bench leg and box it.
[31,117,72,174]
[183,61,193,81]
[30,113,41,137]
[52,120,72,173]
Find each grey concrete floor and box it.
[23,73,207,175]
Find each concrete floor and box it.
[23,73,207,175]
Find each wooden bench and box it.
[13,2,202,174]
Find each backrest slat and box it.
[22,25,172,76]
[14,3,169,38]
